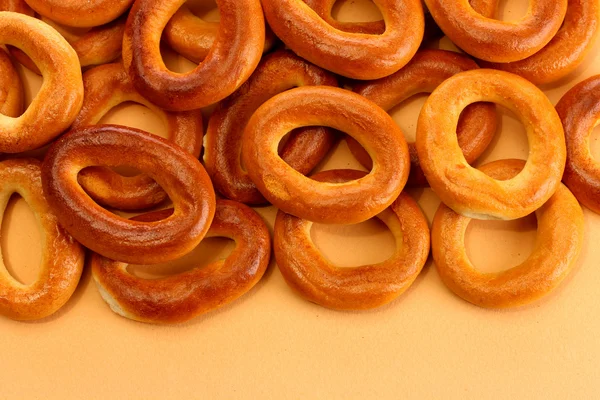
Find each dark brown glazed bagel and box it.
[204,50,338,205]
[274,169,430,310]
[122,0,265,111]
[92,200,271,324]
[556,75,600,214]
[41,125,216,264]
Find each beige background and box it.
[2,0,600,398]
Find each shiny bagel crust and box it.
[41,125,216,265]
[432,159,584,308]
[204,50,338,205]
[72,63,203,211]
[23,0,133,28]
[92,200,271,324]
[416,69,566,220]
[242,86,410,224]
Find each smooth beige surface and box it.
[2,0,600,398]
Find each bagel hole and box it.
[465,213,537,273]
[185,0,219,21]
[589,122,600,161]
[1,194,42,285]
[126,237,234,279]
[314,138,368,172]
[161,43,199,73]
[332,0,383,23]
[496,0,529,22]
[310,218,395,267]
[475,106,528,168]
[12,57,42,117]
[389,93,429,143]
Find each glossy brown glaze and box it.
[0,159,84,321]
[92,200,271,324]
[425,0,568,62]
[482,0,600,85]
[556,75,600,214]
[204,51,338,205]
[274,169,430,310]
[72,63,203,211]
[416,69,566,220]
[41,125,216,264]
[262,0,424,80]
[432,159,584,308]
[0,12,83,153]
[0,48,22,117]
[122,0,265,111]
[163,4,277,64]
[23,0,132,27]
[242,86,410,224]
[346,49,497,187]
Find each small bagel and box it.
[425,0,568,62]
[556,75,600,214]
[482,0,600,85]
[262,0,424,80]
[274,169,430,310]
[23,0,133,28]
[122,0,265,111]
[72,62,203,211]
[41,125,216,265]
[205,50,338,205]
[92,200,270,324]
[346,49,497,187]
[0,49,23,117]
[416,69,566,220]
[163,4,277,64]
[432,159,584,308]
[0,12,83,153]
[242,86,410,224]
[0,159,84,321]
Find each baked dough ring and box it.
[122,0,265,111]
[432,159,584,308]
[92,200,271,324]
[41,125,216,265]
[205,50,337,205]
[262,0,424,80]
[163,4,277,64]
[482,0,600,85]
[0,159,84,321]
[0,12,83,153]
[23,0,133,28]
[416,69,566,220]
[556,75,600,214]
[72,62,203,211]
[274,169,430,310]
[425,0,568,62]
[346,49,497,187]
[0,49,23,117]
[242,86,410,224]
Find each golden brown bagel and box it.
[0,12,83,153]
[425,0,568,62]
[0,49,23,117]
[346,49,497,187]
[163,4,277,64]
[0,159,84,321]
[72,62,203,211]
[242,86,410,224]
[92,200,271,324]
[122,0,265,111]
[416,69,566,220]
[23,0,132,28]
[556,75,600,214]
[41,125,216,265]
[204,50,338,205]
[482,0,600,85]
[274,169,430,310]
[432,159,584,308]
[261,0,424,80]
